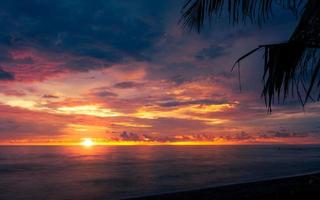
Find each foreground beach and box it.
[127,173,320,200]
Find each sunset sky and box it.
[0,0,319,145]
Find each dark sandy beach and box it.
[127,173,320,200]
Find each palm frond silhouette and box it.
[180,0,320,112]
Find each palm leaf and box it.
[180,0,320,111]
[180,0,302,32]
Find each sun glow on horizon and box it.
[81,138,95,147]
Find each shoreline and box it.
[126,172,320,200]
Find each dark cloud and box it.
[43,94,59,99]
[62,57,111,72]
[169,75,188,85]
[0,0,293,84]
[89,87,118,98]
[116,130,302,143]
[119,131,143,141]
[117,131,214,142]
[159,99,232,107]
[195,45,227,60]
[223,131,253,140]
[113,81,143,89]
[259,131,309,139]
[95,91,118,97]
[0,69,14,80]
[147,63,206,84]
[0,0,173,72]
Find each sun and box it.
[81,138,94,147]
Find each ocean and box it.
[0,145,320,200]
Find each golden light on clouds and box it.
[56,105,122,117]
[131,103,236,121]
[0,94,38,110]
[113,122,152,128]
[0,63,316,146]
[66,124,107,132]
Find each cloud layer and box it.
[0,0,319,144]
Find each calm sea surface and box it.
[1,145,320,200]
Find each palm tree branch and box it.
[180,0,302,32]
[180,0,320,111]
